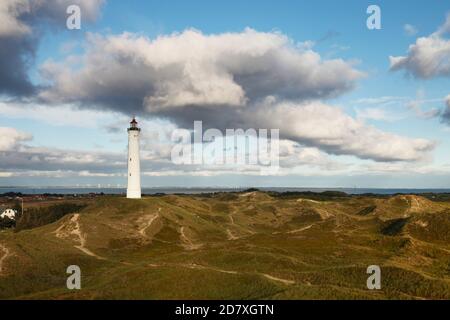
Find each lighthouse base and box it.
[127,190,141,199]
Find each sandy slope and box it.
[54,214,105,260]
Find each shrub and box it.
[15,203,87,232]
[380,218,410,236]
[0,216,16,229]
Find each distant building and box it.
[1,209,17,220]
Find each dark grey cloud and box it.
[0,144,179,177]
[0,124,186,176]
[441,95,450,125]
[115,100,435,163]
[0,148,122,173]
[39,29,364,113]
[35,29,437,162]
[0,36,36,95]
[0,0,103,97]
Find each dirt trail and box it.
[184,263,238,275]
[147,262,238,274]
[0,244,11,275]
[145,261,294,285]
[398,195,432,214]
[240,191,257,197]
[408,196,424,214]
[286,225,313,234]
[261,273,295,285]
[180,227,202,250]
[226,229,239,240]
[228,205,256,236]
[54,214,105,260]
[411,197,421,209]
[138,212,159,237]
[296,199,321,204]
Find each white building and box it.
[1,209,17,220]
[127,117,142,199]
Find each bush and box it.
[273,190,349,201]
[15,203,87,232]
[357,205,377,216]
[380,218,410,236]
[0,216,16,229]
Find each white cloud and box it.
[354,94,442,121]
[355,107,393,121]
[355,96,408,104]
[0,126,127,176]
[390,14,450,78]
[0,100,114,128]
[39,28,364,111]
[0,127,31,151]
[248,101,435,162]
[278,140,346,170]
[0,0,31,37]
[403,24,418,36]
[35,28,436,162]
[436,13,450,36]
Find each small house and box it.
[1,209,17,220]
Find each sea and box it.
[1,187,450,195]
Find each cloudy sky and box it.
[1,0,450,188]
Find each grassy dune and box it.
[0,191,449,299]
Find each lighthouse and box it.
[127,117,141,199]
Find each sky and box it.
[1,0,450,188]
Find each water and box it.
[1,187,450,195]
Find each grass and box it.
[0,191,449,299]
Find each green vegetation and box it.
[0,217,15,229]
[0,192,449,300]
[380,218,410,236]
[357,205,377,216]
[271,190,349,201]
[15,203,87,232]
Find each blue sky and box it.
[1,0,450,188]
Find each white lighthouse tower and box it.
[127,117,141,199]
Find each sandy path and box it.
[180,227,202,250]
[286,225,313,234]
[146,261,294,285]
[184,263,238,275]
[296,199,321,204]
[147,262,238,275]
[0,244,11,275]
[226,229,239,240]
[409,196,422,213]
[138,213,159,237]
[239,191,257,197]
[261,273,295,285]
[400,195,422,214]
[228,206,255,236]
[54,214,105,260]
